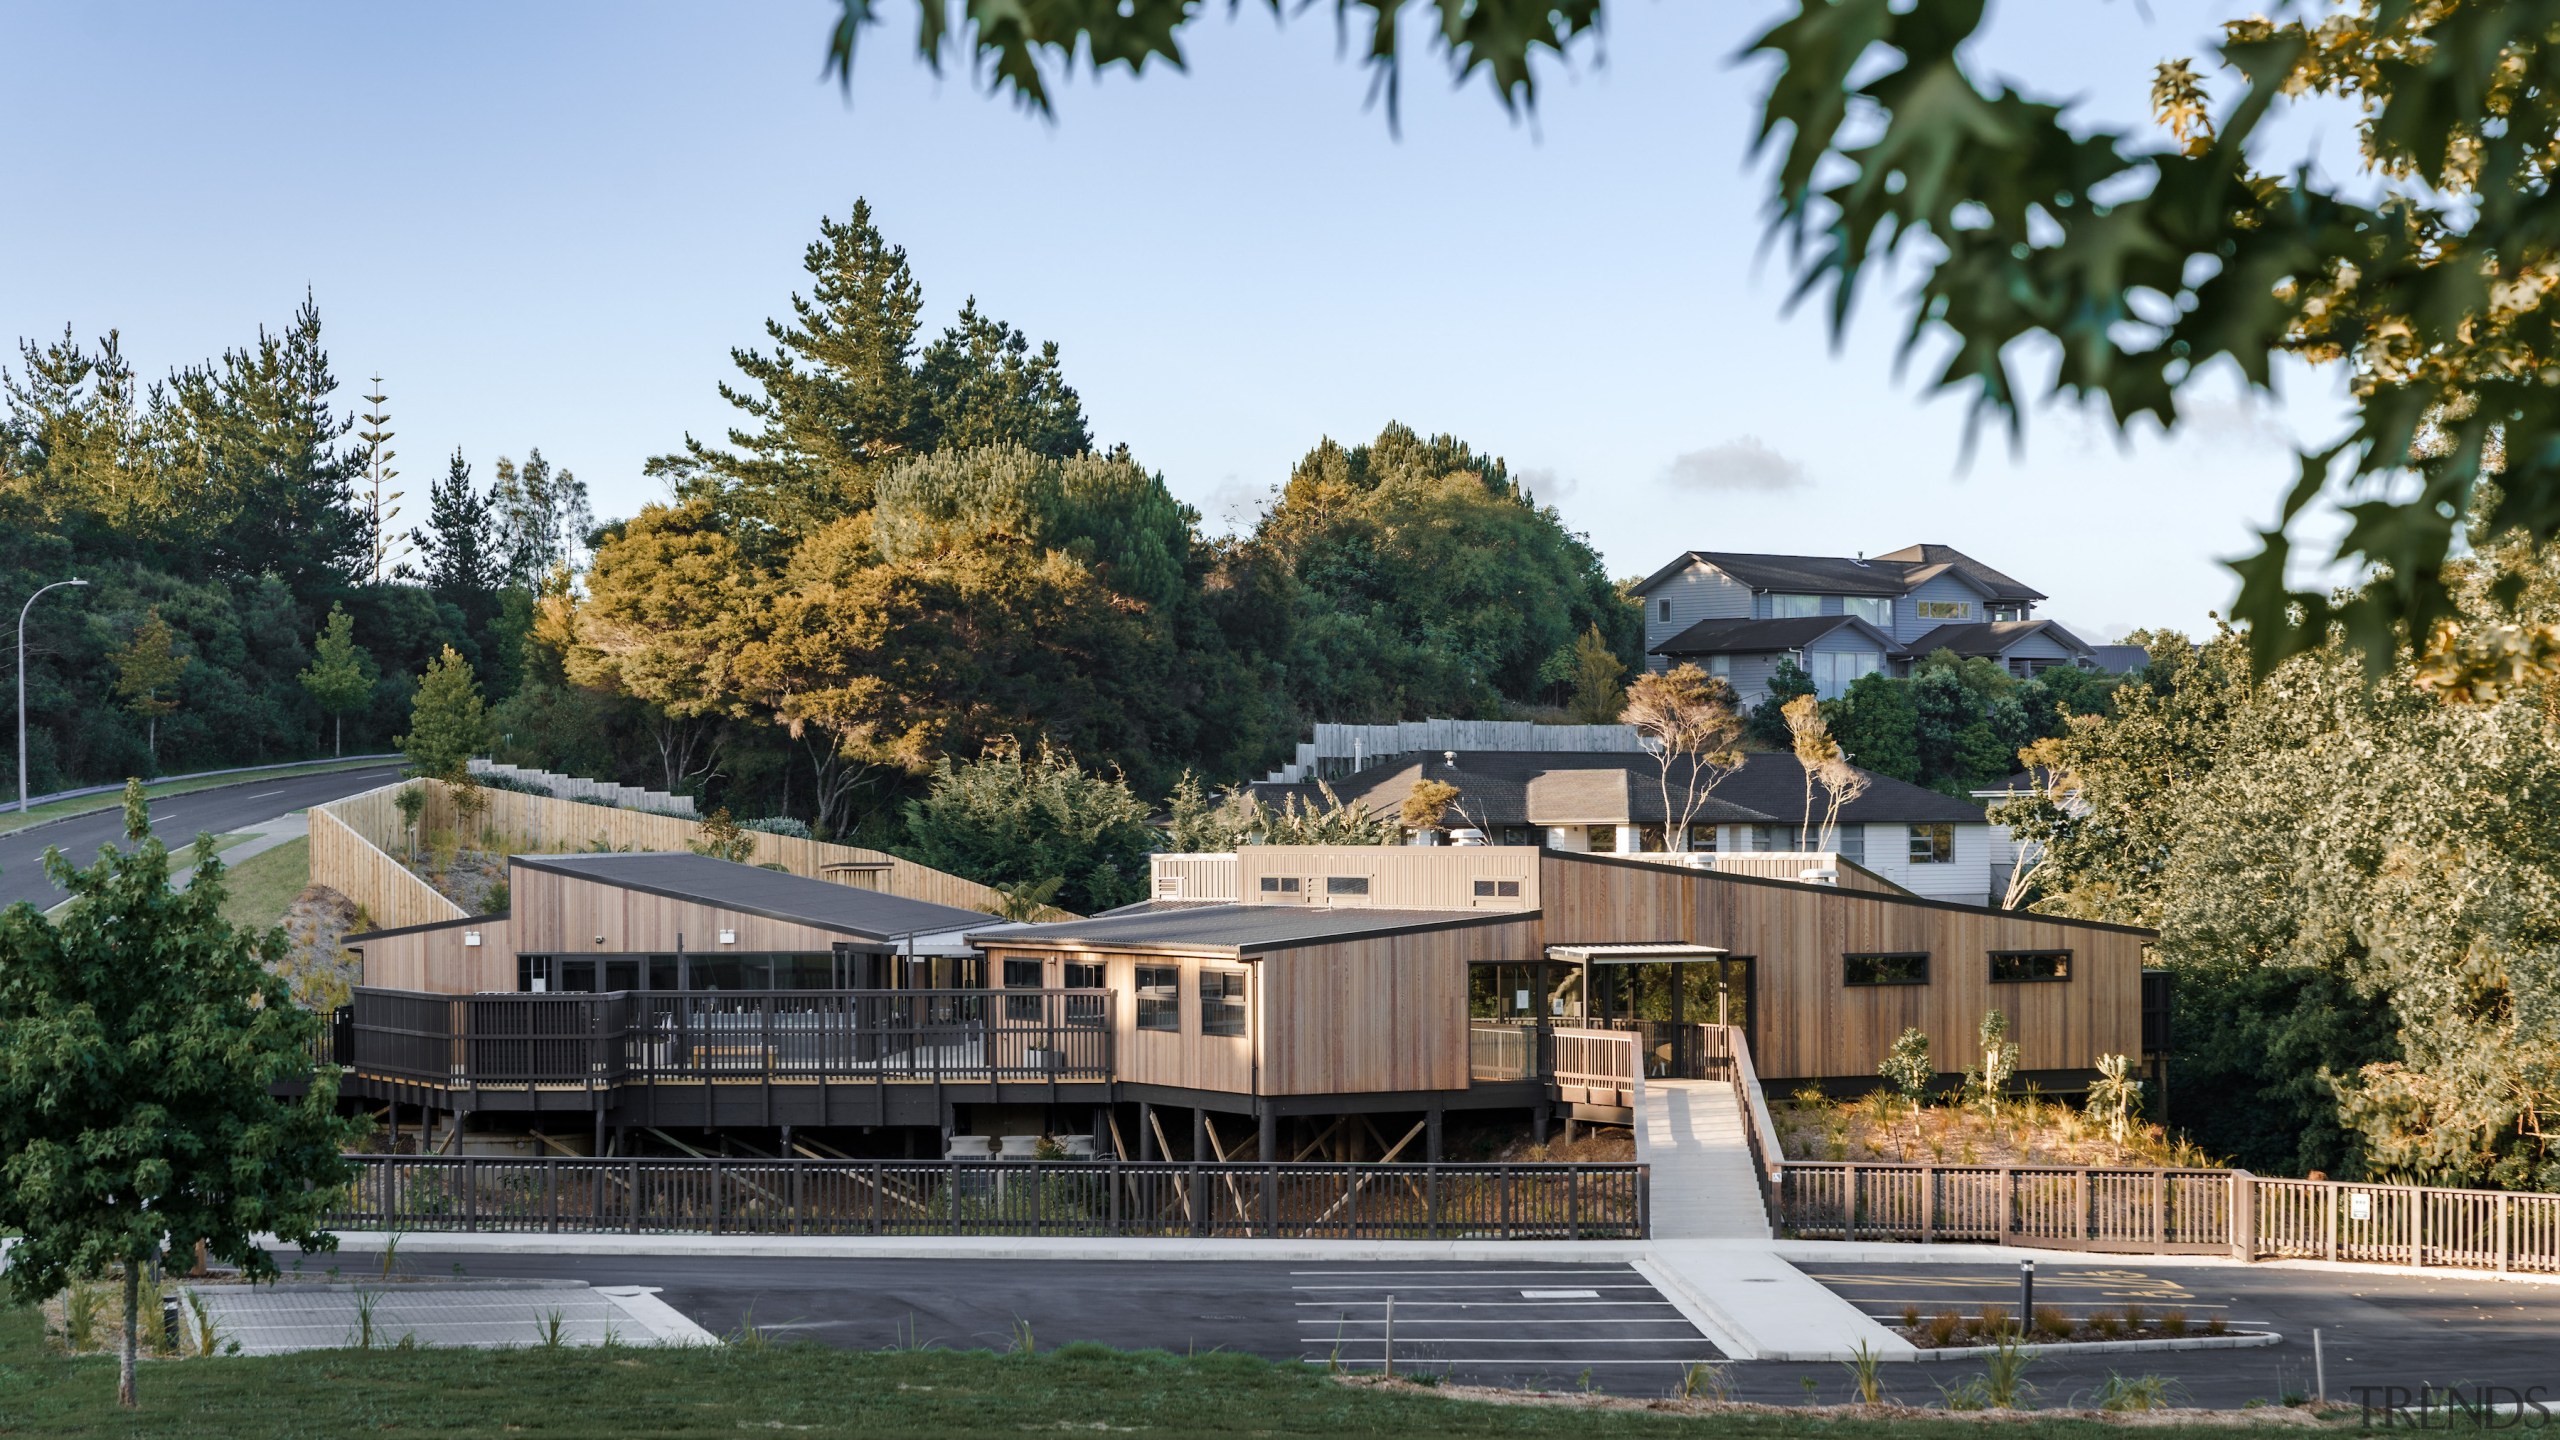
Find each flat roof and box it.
[973,904,1532,956]
[511,852,999,944]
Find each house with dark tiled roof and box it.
[1633,543,2105,703]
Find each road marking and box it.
[1289,1268,1639,1276]
[1520,1289,1600,1299]
[1296,1300,1674,1309]
[1301,1355,1717,1367]
[240,789,286,799]
[1291,1283,1656,1292]
[1303,1318,1697,1327]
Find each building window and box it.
[1259,875,1301,893]
[1498,825,1537,846]
[1990,950,2071,983]
[1917,599,1972,620]
[1844,952,1930,986]
[1909,823,1955,864]
[1771,593,1822,618]
[1061,962,1107,1025]
[1809,649,1881,698]
[1687,825,1718,852]
[1063,961,1103,990]
[1325,875,1370,896]
[1472,878,1522,897]
[1003,957,1045,1019]
[1586,825,1618,853]
[1659,598,1671,621]
[1846,595,1892,626]
[1136,966,1181,1031]
[1834,825,1864,865]
[1706,653,1731,678]
[1200,969,1247,1036]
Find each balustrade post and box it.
[2078,1169,2092,1246]
[2498,1194,2512,1274]
[1568,1163,1582,1241]
[951,1160,962,1234]
[872,1163,885,1236]
[1109,1160,1123,1236]
[791,1161,804,1237]
[546,1158,559,1235]
[2410,1184,2426,1268]
[1997,1166,2013,1246]
[628,1159,640,1233]
[2229,1171,2255,1261]
[1190,1164,1207,1238]
[466,1157,480,1232]
[1844,1164,1859,1243]
[710,1159,723,1235]
[1427,1167,1442,1239]
[1921,1165,1937,1244]
[2325,1182,2338,1262]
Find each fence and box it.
[308,804,466,931]
[315,781,1061,921]
[325,1155,1648,1239]
[346,987,1114,1089]
[1549,1027,1639,1110]
[1772,1163,2560,1273]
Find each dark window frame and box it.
[1199,968,1248,1037]
[1989,949,2073,984]
[1259,875,1301,893]
[1843,952,1931,987]
[1908,822,1955,864]
[1325,875,1371,896]
[1135,965,1181,1031]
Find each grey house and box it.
[1634,543,2100,703]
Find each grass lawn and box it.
[0,758,393,839]
[215,835,310,933]
[0,1301,2329,1439]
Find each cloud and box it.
[1663,436,1812,493]
[1515,465,1577,500]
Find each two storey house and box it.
[1633,543,2107,704]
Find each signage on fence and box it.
[2350,1192,2372,1222]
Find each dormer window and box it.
[1771,593,1822,618]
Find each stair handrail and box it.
[1719,1024,1787,1227]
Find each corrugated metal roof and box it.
[511,852,999,943]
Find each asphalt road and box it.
[296,1253,1723,1392]
[0,764,401,909]
[307,1250,2560,1409]
[1802,1260,2560,1409]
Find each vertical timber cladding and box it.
[507,860,857,955]
[1255,917,1542,1096]
[350,916,514,993]
[1236,845,1540,911]
[1536,852,2149,1082]
[982,946,1253,1094]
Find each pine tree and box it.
[0,781,361,1410]
[110,608,188,771]
[490,448,592,589]
[918,298,1091,457]
[411,449,502,638]
[298,603,374,756]
[355,377,404,582]
[394,645,490,780]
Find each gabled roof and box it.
[1651,614,1903,658]
[510,852,1000,942]
[1248,750,1983,829]
[2089,644,2150,674]
[1905,619,2092,661]
[1631,544,2046,603]
[972,904,1524,956]
[1871,544,2046,602]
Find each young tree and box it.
[297,602,374,757]
[901,738,1156,915]
[1781,693,1833,843]
[1623,663,1745,853]
[2086,1053,2145,1147]
[0,782,360,1409]
[395,645,490,780]
[1878,1027,1933,1126]
[411,449,502,641]
[1989,737,2075,911]
[393,780,427,860]
[1559,623,1627,724]
[1399,777,1462,836]
[355,377,404,582]
[1813,754,1870,856]
[110,608,188,770]
[1747,657,1817,748]
[1975,1009,2018,1119]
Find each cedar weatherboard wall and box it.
[509,862,872,958]
[979,944,1254,1094]
[1255,918,1540,1096]
[1535,851,2144,1082]
[352,917,514,993]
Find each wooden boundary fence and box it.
[308,804,466,931]
[1773,1161,2560,1274]
[327,1155,1647,1240]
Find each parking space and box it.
[184,1280,707,1354]
[1288,1264,1720,1389]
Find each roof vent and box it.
[1443,750,1457,769]
[1851,552,1869,567]
[1447,827,1488,846]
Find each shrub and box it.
[2205,1315,2228,1337]
[2033,1306,2071,1339]
[2160,1309,2188,1337]
[2123,1303,2146,1331]
[1926,1311,1963,1347]
[740,815,813,839]
[1976,1304,2011,1339]
[2092,1310,2123,1337]
[1901,1303,1921,1329]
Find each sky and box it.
[0,1,2373,643]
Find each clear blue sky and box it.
[2,1,2368,641]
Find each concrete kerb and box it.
[1770,1238,2560,1288]
[311,1231,1657,1265]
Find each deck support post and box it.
[1258,1107,1278,1236]
[593,1106,605,1158]
[1532,1098,1550,1145]
[1093,1107,1111,1159]
[1191,1107,1206,1164]
[1426,1106,1443,1163]
[1138,1103,1157,1161]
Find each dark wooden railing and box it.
[325,1155,1648,1240]
[346,987,1115,1089]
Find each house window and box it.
[1325,875,1370,896]
[1845,595,1892,626]
[1705,654,1731,678]
[1917,599,1972,620]
[1687,825,1718,852]
[1659,598,1671,621]
[1259,875,1301,893]
[1472,879,1521,897]
[1909,823,1955,864]
[1063,961,1103,989]
[1200,970,1247,1036]
[1062,962,1106,1026]
[1136,966,1181,1031]
[1586,825,1618,853]
[1844,952,1930,986]
[1002,957,1044,1019]
[1809,649,1881,698]
[1498,825,1537,846]
[1771,593,1822,618]
[1834,825,1865,865]
[1990,950,2072,983]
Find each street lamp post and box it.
[19,578,89,813]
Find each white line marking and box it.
[1288,1269,1636,1276]
[240,790,286,799]
[1291,1283,1655,1292]
[1520,1289,1601,1299]
[1300,1356,1717,1366]
[1301,1318,1700,1327]
[1296,1301,1675,1310]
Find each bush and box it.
[472,772,554,797]
[740,816,813,839]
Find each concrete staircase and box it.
[1637,1079,1772,1240]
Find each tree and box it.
[1400,777,1461,834]
[900,738,1156,915]
[490,449,592,591]
[411,449,502,643]
[1164,769,1240,853]
[355,378,404,583]
[689,807,757,863]
[1781,693,1832,841]
[396,645,490,780]
[1241,781,1399,846]
[1989,737,2073,911]
[1556,623,1627,724]
[1825,670,1920,783]
[2086,1054,2146,1147]
[0,781,359,1409]
[917,298,1091,458]
[1623,663,1745,853]
[1973,1009,2018,1119]
[1813,753,1869,855]
[110,608,188,770]
[569,497,745,796]
[1878,1027,1933,1123]
[297,603,374,757]
[1747,657,1817,748]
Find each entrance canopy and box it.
[1546,942,1728,965]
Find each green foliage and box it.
[1878,1027,1933,1116]
[1825,670,1919,782]
[1553,623,1627,723]
[396,646,490,781]
[297,604,374,757]
[1747,657,1816,748]
[2085,1054,2145,1146]
[0,781,361,1398]
[110,607,189,768]
[900,739,1157,915]
[689,807,757,864]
